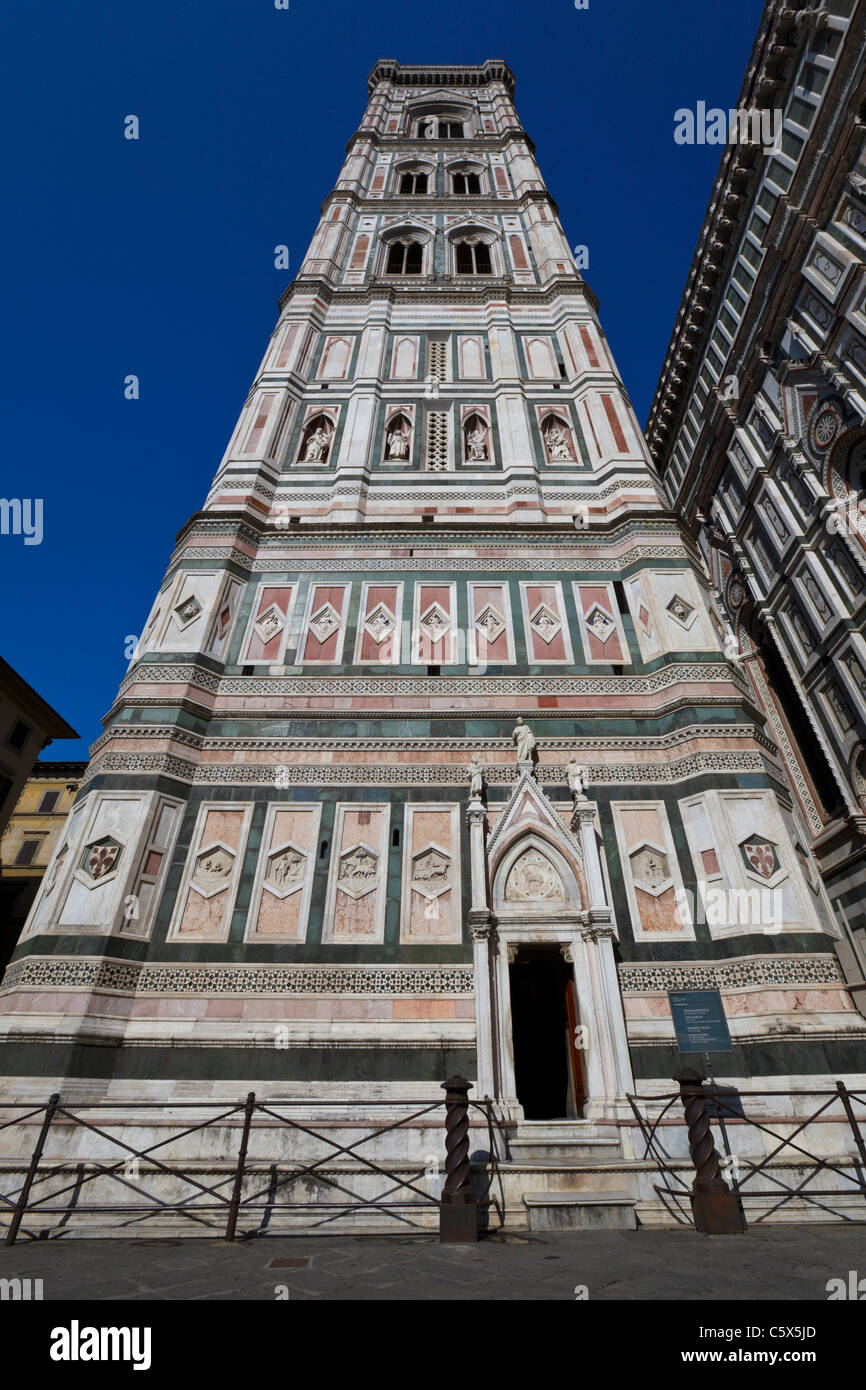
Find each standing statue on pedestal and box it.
[386,425,409,460]
[566,757,589,801]
[469,755,485,800]
[512,717,536,765]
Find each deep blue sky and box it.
[1,0,763,759]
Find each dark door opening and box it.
[509,945,586,1120]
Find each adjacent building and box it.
[646,0,866,1010]
[0,656,78,840]
[0,761,87,974]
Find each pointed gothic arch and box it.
[492,832,583,916]
[298,413,334,464]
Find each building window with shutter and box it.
[14,838,44,868]
[38,790,61,812]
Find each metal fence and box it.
[0,1080,508,1244]
[628,1078,866,1229]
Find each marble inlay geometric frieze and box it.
[1,954,845,999]
[617,955,845,993]
[82,749,774,787]
[117,663,747,701]
[0,956,476,997]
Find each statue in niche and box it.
[544,421,572,461]
[566,758,589,801]
[512,717,536,764]
[469,755,485,799]
[303,424,331,462]
[466,422,488,461]
[386,424,409,460]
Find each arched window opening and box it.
[453,172,481,195]
[417,118,464,139]
[386,240,423,275]
[400,171,428,195]
[455,240,492,275]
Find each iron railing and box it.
[628,1079,866,1228]
[0,1087,509,1244]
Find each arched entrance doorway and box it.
[509,942,586,1119]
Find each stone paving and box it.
[0,1225,863,1300]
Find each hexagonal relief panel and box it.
[410,845,451,899]
[191,843,235,897]
[79,836,122,883]
[337,843,379,898]
[739,835,781,881]
[628,843,672,896]
[264,843,307,898]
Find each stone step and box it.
[507,1122,624,1163]
[522,1190,638,1231]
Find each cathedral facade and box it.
[1,57,863,1225]
[647,0,866,1008]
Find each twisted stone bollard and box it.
[439,1075,478,1243]
[675,1068,745,1235]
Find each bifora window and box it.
[416,118,464,139]
[386,241,423,275]
[452,172,481,195]
[455,240,492,275]
[400,171,428,194]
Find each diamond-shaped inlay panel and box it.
[337,844,379,898]
[739,835,780,880]
[419,602,451,644]
[410,846,451,899]
[364,603,396,645]
[475,604,505,644]
[529,602,561,645]
[192,844,235,896]
[174,595,202,628]
[585,605,615,643]
[629,844,671,895]
[254,604,285,645]
[666,594,696,629]
[308,603,341,645]
[265,844,306,896]
[80,836,122,881]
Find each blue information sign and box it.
[668,989,733,1053]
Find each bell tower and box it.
[1,62,860,1197]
